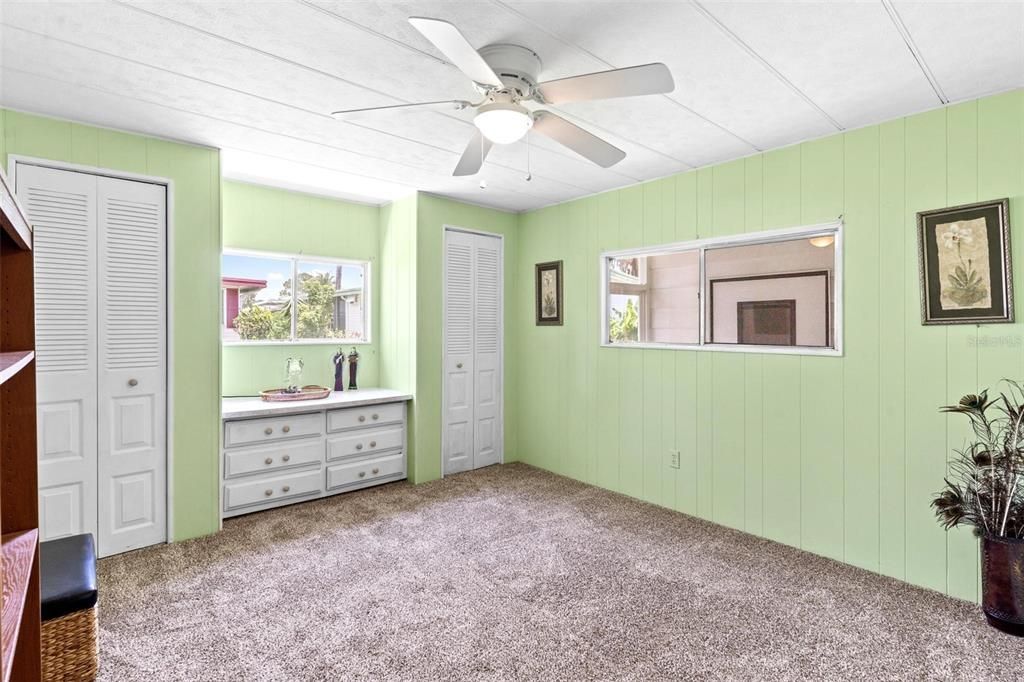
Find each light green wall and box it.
[221,181,381,395]
[514,89,1024,601]
[412,194,520,483]
[0,109,222,542]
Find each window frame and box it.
[599,219,843,356]
[221,247,372,346]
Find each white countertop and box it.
[222,388,412,420]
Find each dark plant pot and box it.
[982,535,1024,636]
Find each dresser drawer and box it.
[224,412,324,448]
[326,452,405,490]
[326,425,404,462]
[224,468,323,511]
[327,402,404,432]
[223,437,323,479]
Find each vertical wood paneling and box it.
[711,161,746,530]
[904,108,949,592]
[843,125,881,571]
[674,173,699,514]
[513,91,1024,602]
[944,100,980,601]
[799,136,845,561]
[761,147,803,546]
[878,118,909,581]
[743,156,765,535]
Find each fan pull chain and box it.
[526,131,533,182]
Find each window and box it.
[221,251,370,343]
[601,221,841,355]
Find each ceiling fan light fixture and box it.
[473,102,533,145]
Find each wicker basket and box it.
[42,606,97,681]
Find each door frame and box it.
[9,155,176,543]
[441,225,504,478]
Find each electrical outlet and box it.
[669,450,681,469]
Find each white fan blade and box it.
[332,100,470,118]
[409,17,503,88]
[537,63,674,104]
[453,130,493,176]
[532,111,625,168]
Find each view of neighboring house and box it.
[221,276,267,341]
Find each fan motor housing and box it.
[477,44,542,97]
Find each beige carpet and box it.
[98,463,1022,681]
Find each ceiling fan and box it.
[331,17,675,177]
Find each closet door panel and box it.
[97,176,167,556]
[18,164,99,543]
[472,238,502,469]
[443,231,475,475]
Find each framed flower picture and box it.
[917,198,1012,325]
[535,260,563,326]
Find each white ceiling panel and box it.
[701,1,941,130]
[502,0,836,151]
[894,1,1024,102]
[1,1,1020,212]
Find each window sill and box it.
[599,341,842,357]
[223,339,373,347]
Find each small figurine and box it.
[332,348,345,392]
[347,347,359,390]
[284,357,304,394]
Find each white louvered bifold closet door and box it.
[17,163,167,558]
[97,176,167,556]
[20,165,100,546]
[442,229,502,475]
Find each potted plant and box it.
[933,382,1024,636]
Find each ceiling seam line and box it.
[1,23,625,188]
[2,65,597,196]
[879,0,949,104]
[689,0,846,132]
[292,0,448,66]
[487,0,762,153]
[107,0,641,182]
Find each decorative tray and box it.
[260,385,331,402]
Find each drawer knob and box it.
[282,485,290,493]
[372,413,379,420]
[282,454,290,462]
[128,378,138,387]
[264,457,273,465]
[264,489,273,496]
[358,415,366,422]
[370,441,377,448]
[457,362,463,369]
[372,467,380,475]
[264,427,273,435]
[356,444,363,450]
[358,471,366,478]
[282,425,291,433]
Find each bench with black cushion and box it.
[40,534,98,682]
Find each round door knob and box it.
[264,489,273,496]
[264,427,273,435]
[372,414,379,420]
[456,363,463,369]
[282,425,291,433]
[358,471,366,478]
[358,415,366,422]
[372,468,380,475]
[264,457,273,465]
[369,441,377,448]
[282,485,290,493]
[355,444,363,450]
[128,378,138,387]
[282,454,290,462]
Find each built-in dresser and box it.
[221,389,412,518]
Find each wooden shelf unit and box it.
[0,165,41,681]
